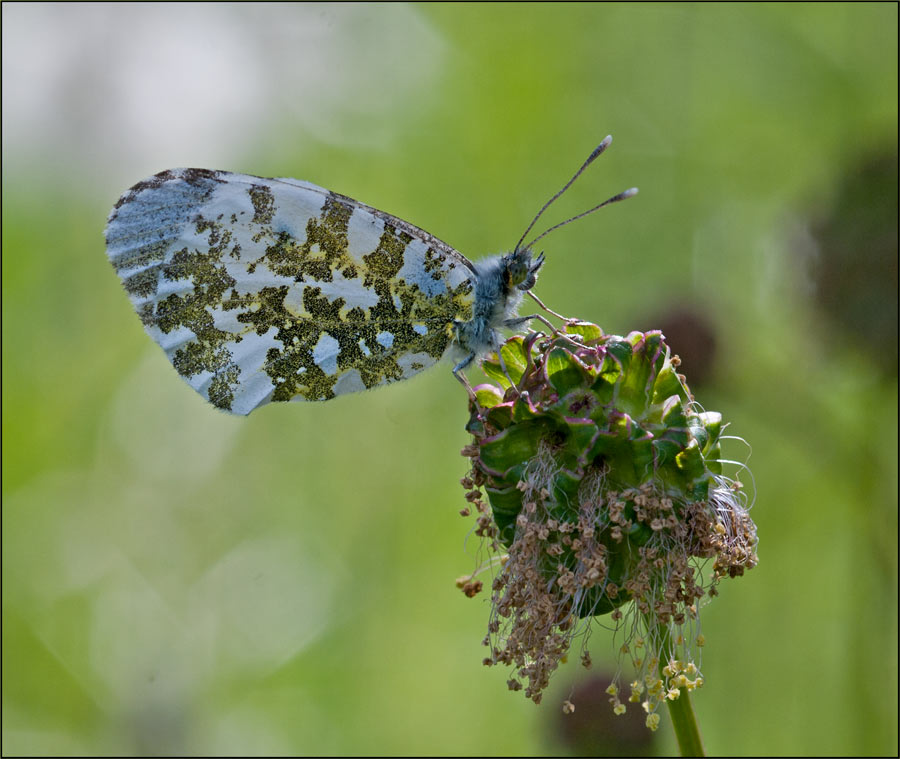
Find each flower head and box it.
[458,322,757,719]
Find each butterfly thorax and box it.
[453,248,542,361]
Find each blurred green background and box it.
[3,3,897,756]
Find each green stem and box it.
[652,616,706,756]
[666,686,705,757]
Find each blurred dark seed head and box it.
[808,149,899,376]
[646,304,718,388]
[551,674,659,757]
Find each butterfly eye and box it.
[504,250,532,288]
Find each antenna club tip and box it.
[588,135,614,162]
[623,187,639,198]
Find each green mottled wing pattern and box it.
[105,169,476,415]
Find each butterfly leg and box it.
[503,313,555,334]
[452,353,477,397]
[504,313,585,352]
[453,344,518,396]
[526,289,571,322]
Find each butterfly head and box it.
[503,248,545,292]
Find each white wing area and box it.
[106,169,476,414]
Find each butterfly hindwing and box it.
[105,169,477,415]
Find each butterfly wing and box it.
[105,169,476,415]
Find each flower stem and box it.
[656,620,706,757]
[666,686,705,756]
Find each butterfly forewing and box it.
[106,169,476,415]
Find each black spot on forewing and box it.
[113,170,176,210]
[112,168,223,212]
[181,168,224,186]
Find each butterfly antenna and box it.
[522,186,638,251]
[513,135,615,254]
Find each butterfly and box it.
[105,136,636,415]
